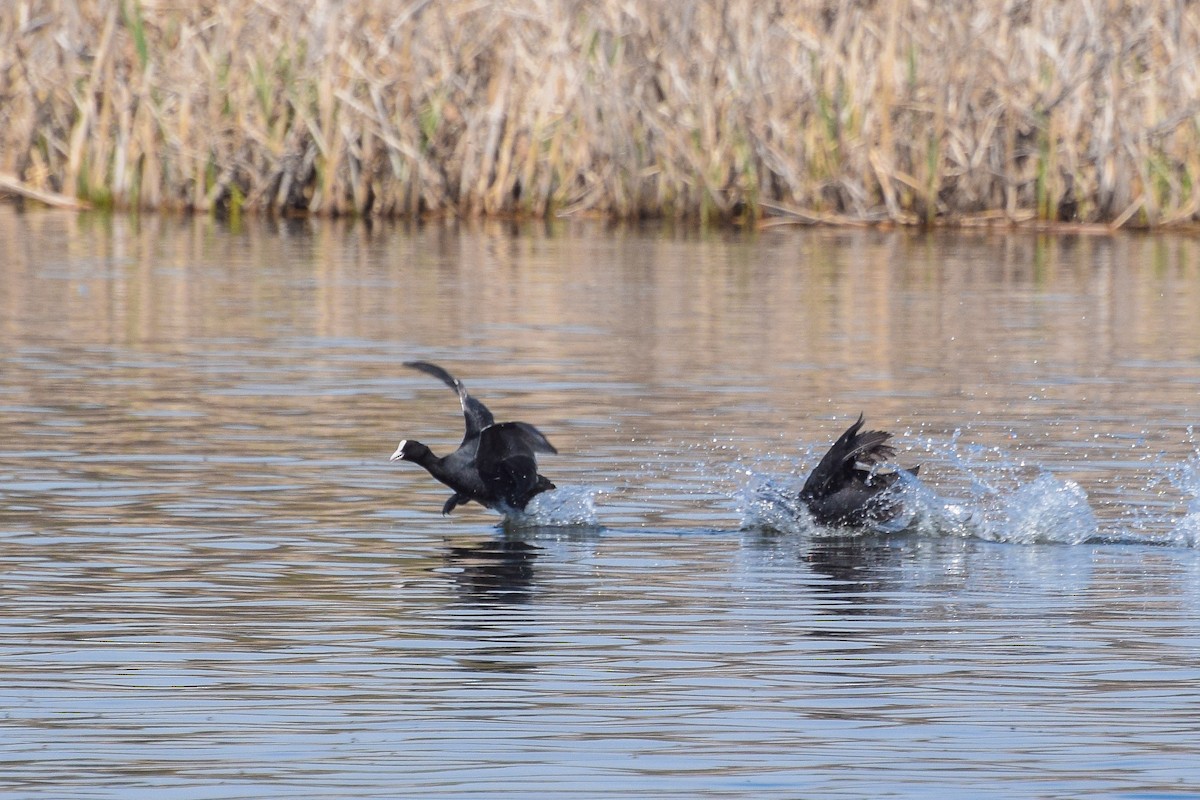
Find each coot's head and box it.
[390,439,431,463]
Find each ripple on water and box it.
[4,215,1200,798]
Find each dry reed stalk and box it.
[0,172,91,209]
[1,0,1198,226]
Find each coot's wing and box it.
[405,361,495,442]
[476,422,543,509]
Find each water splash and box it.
[505,485,603,528]
[954,473,1098,545]
[738,431,1200,546]
[1166,441,1200,547]
[738,472,812,535]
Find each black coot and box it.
[390,361,557,515]
[798,414,918,527]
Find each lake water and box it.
[1,207,1199,798]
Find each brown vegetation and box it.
[2,0,1199,226]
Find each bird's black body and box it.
[798,414,918,527]
[391,361,556,515]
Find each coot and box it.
[798,414,918,527]
[390,361,557,515]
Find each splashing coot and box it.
[799,414,919,527]
[390,361,557,515]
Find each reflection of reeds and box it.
[2,1,1198,226]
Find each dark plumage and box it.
[798,414,918,527]
[390,361,556,515]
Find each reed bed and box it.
[2,0,1199,226]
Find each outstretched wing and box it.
[405,361,495,443]
[801,413,895,499]
[476,422,545,509]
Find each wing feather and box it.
[405,361,495,442]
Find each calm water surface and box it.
[1,208,1199,798]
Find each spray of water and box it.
[504,485,604,528]
[737,429,1200,546]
